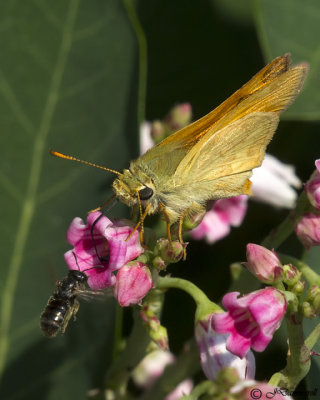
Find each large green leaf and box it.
[253,0,320,120]
[0,1,139,398]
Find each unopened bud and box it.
[291,280,305,296]
[302,301,315,318]
[183,210,206,231]
[283,264,301,286]
[165,103,192,132]
[151,120,166,143]
[154,238,185,264]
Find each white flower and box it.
[251,154,301,209]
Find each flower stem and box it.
[156,276,221,320]
[269,312,311,390]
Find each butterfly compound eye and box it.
[139,186,153,200]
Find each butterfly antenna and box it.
[50,149,121,176]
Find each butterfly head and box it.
[112,167,157,211]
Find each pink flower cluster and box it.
[295,159,320,249]
[64,211,152,306]
[190,196,247,243]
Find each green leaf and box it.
[253,0,320,120]
[0,0,140,398]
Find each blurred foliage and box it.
[0,0,319,399]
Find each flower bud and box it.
[151,120,166,143]
[114,261,153,307]
[282,264,301,286]
[165,103,192,132]
[306,286,320,314]
[183,209,206,230]
[305,159,320,210]
[153,238,185,264]
[291,280,305,296]
[302,301,315,318]
[295,213,320,249]
[244,244,283,284]
[140,305,169,349]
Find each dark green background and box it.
[0,1,319,399]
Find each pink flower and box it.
[244,244,283,284]
[251,154,301,209]
[132,350,193,398]
[190,196,247,243]
[114,261,153,306]
[64,211,144,289]
[305,159,320,210]
[295,213,320,249]
[195,315,255,380]
[165,379,193,400]
[132,350,175,389]
[212,288,287,358]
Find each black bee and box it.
[40,269,91,338]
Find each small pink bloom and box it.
[191,196,248,243]
[295,213,320,249]
[165,379,193,400]
[114,261,153,307]
[164,103,192,132]
[64,212,144,290]
[212,288,287,358]
[231,381,294,400]
[132,350,175,389]
[305,159,320,210]
[244,244,283,284]
[195,315,255,380]
[251,154,301,209]
[132,350,193,398]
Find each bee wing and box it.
[138,55,307,173]
[77,288,113,302]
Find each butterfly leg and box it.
[126,203,151,244]
[160,203,172,244]
[178,209,189,260]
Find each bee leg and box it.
[72,299,80,321]
[60,307,73,335]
